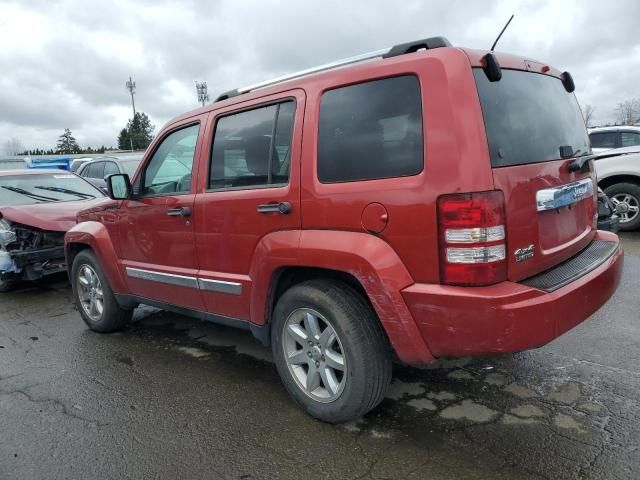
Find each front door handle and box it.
[257,202,291,214]
[167,207,191,217]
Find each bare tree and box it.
[582,104,596,127]
[615,98,640,125]
[3,137,25,156]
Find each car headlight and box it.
[0,219,17,248]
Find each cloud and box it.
[0,0,638,149]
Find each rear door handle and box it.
[257,202,291,214]
[167,207,191,217]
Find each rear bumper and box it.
[401,231,624,358]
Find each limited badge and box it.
[514,245,535,262]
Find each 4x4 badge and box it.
[514,245,535,262]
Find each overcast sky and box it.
[1,0,638,150]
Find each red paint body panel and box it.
[299,48,495,284]
[402,230,623,357]
[65,221,128,293]
[492,161,597,282]
[1,198,108,231]
[287,230,433,364]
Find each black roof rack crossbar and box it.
[215,36,452,103]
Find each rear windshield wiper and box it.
[1,185,59,202]
[565,150,596,172]
[35,185,96,199]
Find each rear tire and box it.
[604,183,640,231]
[271,279,392,423]
[71,250,132,332]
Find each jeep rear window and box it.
[473,69,590,167]
[318,75,423,183]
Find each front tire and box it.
[271,279,392,423]
[604,183,640,231]
[71,250,132,332]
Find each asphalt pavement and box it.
[1,233,639,480]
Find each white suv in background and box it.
[589,126,640,153]
[595,146,640,230]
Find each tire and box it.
[604,183,640,231]
[0,278,15,293]
[71,250,132,332]
[271,279,392,423]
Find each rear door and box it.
[473,68,596,281]
[192,90,304,320]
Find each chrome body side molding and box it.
[126,267,243,296]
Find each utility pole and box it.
[126,76,136,118]
[126,77,136,152]
[195,81,210,107]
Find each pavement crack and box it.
[6,389,109,428]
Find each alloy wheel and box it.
[611,193,640,224]
[282,308,347,403]
[77,264,104,321]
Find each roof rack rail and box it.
[215,36,451,102]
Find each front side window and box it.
[590,132,617,149]
[318,75,423,183]
[621,132,640,148]
[209,101,295,189]
[142,124,199,195]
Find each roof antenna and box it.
[490,14,514,51]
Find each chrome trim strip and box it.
[126,267,199,289]
[125,267,243,295]
[197,278,243,296]
[536,178,594,212]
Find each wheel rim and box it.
[282,308,347,403]
[76,264,104,322]
[611,193,640,224]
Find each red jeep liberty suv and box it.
[65,37,623,423]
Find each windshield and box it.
[0,172,104,206]
[473,69,590,167]
[120,159,142,177]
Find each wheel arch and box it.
[65,221,127,293]
[250,229,434,364]
[598,174,640,190]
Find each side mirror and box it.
[106,174,132,200]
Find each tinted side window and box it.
[103,161,119,176]
[209,101,295,189]
[318,76,423,183]
[142,124,199,195]
[590,132,617,149]
[621,132,640,147]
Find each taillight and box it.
[438,191,507,286]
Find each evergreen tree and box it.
[118,112,154,150]
[56,128,80,154]
[118,128,130,150]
